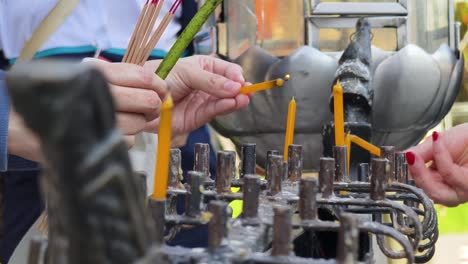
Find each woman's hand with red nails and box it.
[406,124,468,206]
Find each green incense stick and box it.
[155,0,222,80]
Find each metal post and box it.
[268,154,283,196]
[186,171,203,217]
[282,161,288,181]
[395,152,406,183]
[169,149,182,188]
[216,151,236,193]
[381,146,396,182]
[334,146,348,182]
[271,206,292,256]
[240,143,256,178]
[194,143,210,180]
[288,144,303,182]
[242,174,261,219]
[370,158,387,200]
[299,177,318,221]
[208,201,229,250]
[265,150,280,182]
[403,163,409,184]
[337,214,359,264]
[148,198,166,244]
[357,163,369,182]
[319,157,335,199]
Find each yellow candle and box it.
[349,134,381,157]
[283,97,297,161]
[152,94,174,199]
[240,74,290,94]
[333,81,345,146]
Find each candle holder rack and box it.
[7,59,438,264]
[138,143,437,264]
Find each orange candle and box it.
[240,74,290,94]
[283,97,296,161]
[152,95,174,199]
[349,134,381,157]
[333,81,345,146]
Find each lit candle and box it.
[333,81,345,146]
[152,95,174,199]
[349,135,381,157]
[240,74,290,94]
[283,97,297,161]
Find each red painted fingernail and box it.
[432,131,439,141]
[406,151,415,165]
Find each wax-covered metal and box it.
[9,60,439,264]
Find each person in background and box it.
[0,1,248,261]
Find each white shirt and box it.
[105,0,182,52]
[0,0,182,59]
[0,0,110,59]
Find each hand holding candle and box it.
[283,97,297,161]
[240,74,290,94]
[151,0,223,199]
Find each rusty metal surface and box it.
[194,143,211,182]
[288,145,303,182]
[334,146,348,182]
[381,146,396,182]
[169,149,182,188]
[216,151,236,193]
[243,175,261,219]
[319,157,335,199]
[208,201,229,250]
[268,154,283,196]
[240,143,256,179]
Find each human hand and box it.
[84,59,167,146]
[406,124,468,206]
[144,55,250,135]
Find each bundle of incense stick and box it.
[123,0,182,65]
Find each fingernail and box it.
[224,81,240,92]
[406,151,415,165]
[432,131,439,141]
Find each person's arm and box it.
[5,56,249,162]
[0,70,10,171]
